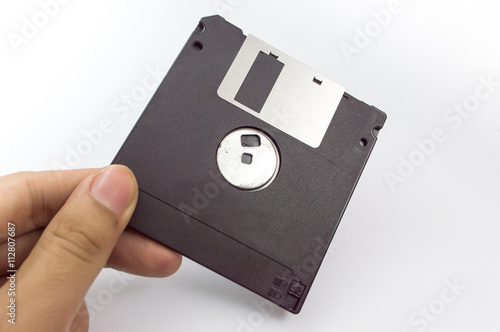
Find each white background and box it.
[1,0,500,331]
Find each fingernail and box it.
[90,166,136,214]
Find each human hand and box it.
[0,166,182,331]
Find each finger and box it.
[70,301,89,332]
[0,229,43,275]
[6,165,138,331]
[107,229,182,278]
[0,169,97,243]
[0,227,183,279]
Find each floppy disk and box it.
[113,15,386,313]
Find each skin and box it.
[0,166,182,331]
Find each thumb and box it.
[12,165,138,331]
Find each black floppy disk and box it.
[113,15,386,314]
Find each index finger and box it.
[0,169,97,243]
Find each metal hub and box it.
[216,128,280,191]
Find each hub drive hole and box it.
[241,135,261,147]
[241,153,253,165]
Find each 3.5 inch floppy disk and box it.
[113,15,386,314]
